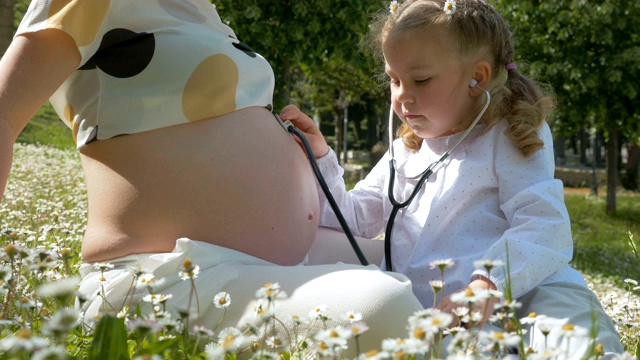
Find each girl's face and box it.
[383,28,476,139]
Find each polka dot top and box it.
[16,0,275,147]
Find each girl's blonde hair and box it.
[366,0,554,157]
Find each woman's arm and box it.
[0,29,80,201]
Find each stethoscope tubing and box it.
[384,88,491,271]
[285,124,370,266]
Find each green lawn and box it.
[16,102,76,150]
[566,193,640,285]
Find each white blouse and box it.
[316,120,586,307]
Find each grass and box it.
[16,102,76,151]
[567,193,640,285]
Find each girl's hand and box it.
[279,104,330,159]
[437,277,499,328]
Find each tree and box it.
[498,0,640,214]
[213,0,387,159]
[0,0,17,56]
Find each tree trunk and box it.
[0,0,16,57]
[580,129,588,165]
[553,136,566,166]
[628,144,640,171]
[334,111,344,162]
[606,127,618,215]
[622,143,640,190]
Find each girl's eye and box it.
[415,78,430,85]
[389,78,400,86]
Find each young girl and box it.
[281,0,623,356]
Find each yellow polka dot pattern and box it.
[16,0,274,146]
[183,54,239,122]
[47,0,110,47]
[63,103,78,144]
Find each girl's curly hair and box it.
[364,0,554,157]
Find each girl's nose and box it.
[395,84,414,104]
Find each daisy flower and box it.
[429,280,444,293]
[309,304,329,320]
[479,330,521,349]
[473,259,504,272]
[213,291,231,309]
[348,321,370,337]
[92,262,114,271]
[192,325,215,338]
[36,275,80,300]
[0,329,49,353]
[429,258,455,271]
[217,327,249,353]
[358,349,390,360]
[41,307,80,336]
[389,0,399,14]
[265,334,288,349]
[443,0,457,15]
[255,282,287,301]
[179,259,200,280]
[344,310,362,323]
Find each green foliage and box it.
[89,316,129,360]
[16,102,76,150]
[566,193,640,283]
[497,0,640,139]
[212,0,386,115]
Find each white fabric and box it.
[78,238,424,356]
[315,121,587,308]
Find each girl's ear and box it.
[469,60,492,97]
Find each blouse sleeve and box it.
[314,148,390,239]
[15,0,111,66]
[472,122,574,299]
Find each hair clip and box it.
[506,63,517,71]
[444,0,457,15]
[389,0,400,14]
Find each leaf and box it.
[145,337,181,355]
[88,315,130,360]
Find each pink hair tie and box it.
[505,63,517,71]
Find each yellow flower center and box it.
[365,349,379,358]
[528,312,537,318]
[562,323,575,331]
[413,327,426,340]
[182,259,194,272]
[595,343,604,355]
[493,332,505,340]
[17,329,32,339]
[223,335,235,349]
[4,244,18,256]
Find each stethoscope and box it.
[383,80,491,271]
[276,80,490,270]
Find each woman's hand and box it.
[279,105,330,159]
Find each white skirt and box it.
[78,237,423,356]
